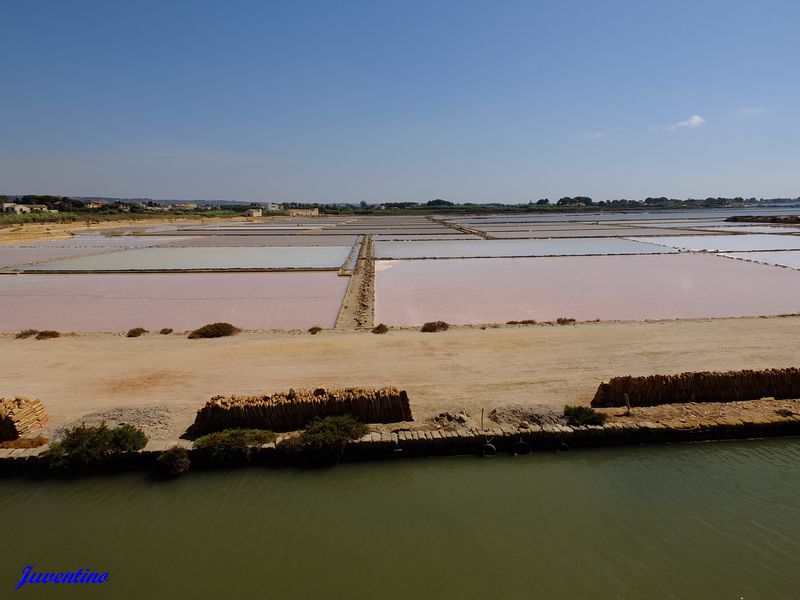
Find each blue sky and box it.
[1,0,798,203]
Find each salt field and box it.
[374,238,674,259]
[0,272,348,332]
[4,210,800,332]
[627,234,800,252]
[374,254,800,325]
[20,245,352,271]
[722,251,800,270]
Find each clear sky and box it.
[1,0,798,203]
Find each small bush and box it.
[126,327,148,338]
[194,428,275,463]
[16,329,39,339]
[156,446,191,477]
[109,423,149,450]
[520,319,537,325]
[35,330,60,340]
[45,423,149,469]
[371,323,389,334]
[556,317,576,325]
[159,328,173,335]
[280,416,368,463]
[308,326,323,335]
[506,320,520,325]
[188,322,240,339]
[564,405,607,426]
[420,321,449,333]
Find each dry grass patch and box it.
[126,327,148,338]
[421,321,449,333]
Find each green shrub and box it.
[16,329,38,339]
[281,415,368,462]
[420,321,449,333]
[35,330,60,340]
[188,322,240,339]
[159,328,173,335]
[371,323,389,334]
[156,446,191,477]
[45,423,149,469]
[194,428,275,463]
[563,405,607,426]
[556,317,576,325]
[126,327,148,338]
[308,326,323,335]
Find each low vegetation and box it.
[280,415,368,463]
[506,320,536,325]
[15,329,39,339]
[126,327,148,338]
[371,323,390,334]
[156,446,191,477]
[187,322,240,339]
[556,317,576,325]
[563,405,607,426]
[35,330,61,340]
[193,428,276,463]
[158,327,173,335]
[308,325,323,335]
[45,423,149,469]
[420,320,449,333]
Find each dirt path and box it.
[2,316,799,438]
[335,235,375,329]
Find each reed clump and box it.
[15,329,39,339]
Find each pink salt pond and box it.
[374,254,800,325]
[0,272,348,332]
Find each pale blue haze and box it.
[1,0,798,202]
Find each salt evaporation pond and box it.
[21,245,351,271]
[722,251,800,270]
[161,235,358,247]
[374,254,800,325]
[0,246,114,268]
[0,272,348,332]
[374,238,674,259]
[627,234,800,252]
[708,226,800,234]
[486,227,707,238]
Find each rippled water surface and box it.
[1,439,799,599]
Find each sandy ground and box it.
[2,316,799,439]
[0,216,261,244]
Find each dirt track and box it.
[2,316,799,439]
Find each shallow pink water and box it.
[0,272,348,332]
[374,254,800,325]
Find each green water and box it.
[2,439,799,599]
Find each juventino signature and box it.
[15,566,109,589]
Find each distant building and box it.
[2,203,31,214]
[27,205,50,212]
[84,201,106,209]
[173,202,198,210]
[266,203,281,212]
[246,208,263,217]
[287,208,319,217]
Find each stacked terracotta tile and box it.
[0,397,49,440]
[592,368,800,408]
[193,387,412,433]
